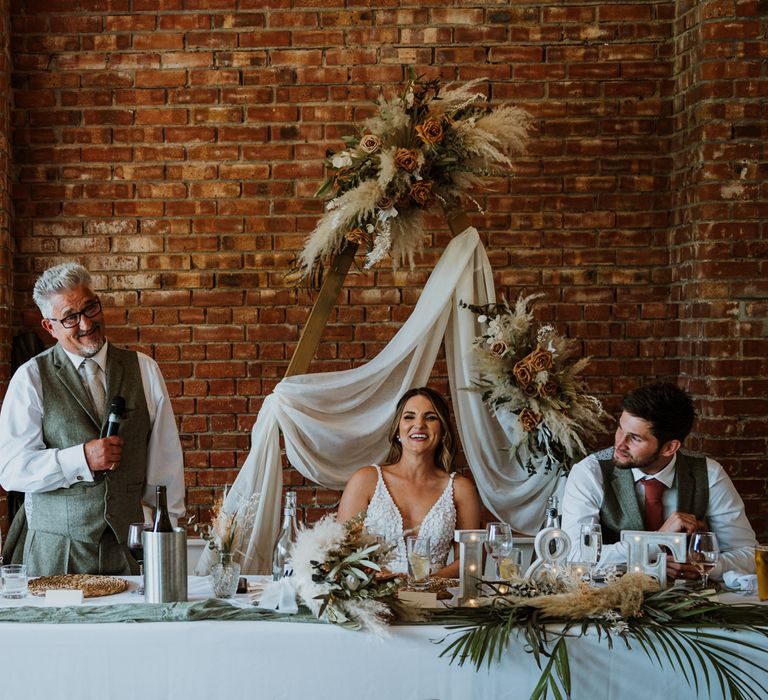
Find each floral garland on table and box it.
[277,517,768,700]
[289,515,417,635]
[292,75,531,284]
[431,575,768,700]
[461,294,611,475]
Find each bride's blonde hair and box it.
[384,387,457,473]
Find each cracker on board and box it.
[28,574,128,598]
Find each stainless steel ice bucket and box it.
[142,527,188,603]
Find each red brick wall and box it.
[670,0,768,534]
[0,0,13,533]
[1,0,765,538]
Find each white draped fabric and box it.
[201,227,561,574]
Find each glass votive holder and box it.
[567,562,590,582]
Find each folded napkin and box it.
[722,570,757,593]
[257,577,299,614]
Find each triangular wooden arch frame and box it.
[284,208,472,377]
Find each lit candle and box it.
[455,529,487,607]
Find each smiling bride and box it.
[337,387,481,578]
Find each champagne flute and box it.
[486,522,513,579]
[127,522,150,594]
[579,522,603,584]
[689,531,719,589]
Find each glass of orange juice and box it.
[756,545,768,601]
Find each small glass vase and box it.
[212,552,241,598]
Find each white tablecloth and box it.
[0,577,765,700]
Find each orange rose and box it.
[394,148,419,173]
[513,360,534,387]
[415,117,444,146]
[519,408,541,432]
[527,346,553,372]
[409,180,436,207]
[376,195,395,210]
[538,379,558,398]
[522,382,539,398]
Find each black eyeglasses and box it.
[49,300,102,329]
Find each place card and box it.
[397,590,438,608]
[44,589,84,606]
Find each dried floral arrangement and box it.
[194,489,260,559]
[289,515,415,634]
[293,75,531,284]
[461,294,610,475]
[431,574,768,700]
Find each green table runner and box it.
[0,598,322,625]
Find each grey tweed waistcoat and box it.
[596,448,709,545]
[24,343,150,575]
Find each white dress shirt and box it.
[561,451,757,579]
[0,342,185,518]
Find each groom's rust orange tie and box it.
[642,478,666,531]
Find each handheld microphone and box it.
[103,395,126,438]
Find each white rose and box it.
[331,153,353,169]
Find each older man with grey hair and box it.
[0,261,184,576]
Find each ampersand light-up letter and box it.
[524,528,571,582]
[621,530,687,588]
[454,530,487,607]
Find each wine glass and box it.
[486,522,514,579]
[689,531,719,589]
[127,522,150,594]
[579,522,603,584]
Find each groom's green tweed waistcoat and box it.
[25,343,150,575]
[596,448,709,545]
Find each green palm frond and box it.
[427,586,768,700]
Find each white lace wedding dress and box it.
[363,465,456,573]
